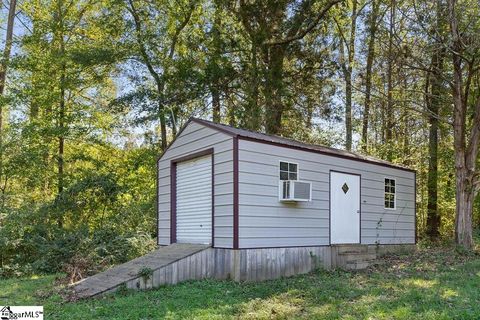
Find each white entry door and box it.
[176,154,212,244]
[330,171,360,244]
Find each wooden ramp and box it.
[73,244,416,299]
[72,243,210,299]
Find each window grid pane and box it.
[279,162,298,181]
[384,178,396,209]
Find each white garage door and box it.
[176,154,212,244]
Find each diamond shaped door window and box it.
[342,182,349,194]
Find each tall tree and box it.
[0,0,17,207]
[16,0,121,225]
[425,0,446,240]
[361,0,379,152]
[55,0,67,201]
[335,0,359,151]
[385,0,395,161]
[209,0,222,123]
[239,0,342,135]
[125,0,195,150]
[0,0,16,97]
[448,0,480,248]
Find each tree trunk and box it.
[56,0,66,228]
[58,72,65,198]
[264,44,285,135]
[212,89,221,123]
[0,0,16,208]
[402,89,409,164]
[30,102,39,120]
[449,0,476,249]
[426,83,440,239]
[362,0,379,152]
[239,0,339,135]
[170,107,178,136]
[345,68,353,150]
[385,0,395,161]
[0,0,16,95]
[227,95,236,127]
[426,1,445,239]
[306,101,314,130]
[159,107,167,150]
[127,0,192,150]
[344,0,357,151]
[244,39,261,130]
[455,171,474,247]
[211,0,222,123]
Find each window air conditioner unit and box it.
[279,180,312,202]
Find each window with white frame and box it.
[279,161,298,180]
[384,178,396,209]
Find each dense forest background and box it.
[0,0,479,278]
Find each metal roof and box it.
[192,118,414,172]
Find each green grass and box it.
[1,246,480,319]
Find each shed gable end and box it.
[157,121,234,248]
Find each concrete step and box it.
[345,260,371,270]
[340,252,377,263]
[335,244,369,254]
[369,259,385,266]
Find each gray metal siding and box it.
[238,139,415,248]
[157,122,234,248]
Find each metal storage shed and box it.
[156,117,416,278]
[158,117,416,248]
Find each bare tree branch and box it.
[264,0,343,46]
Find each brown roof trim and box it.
[211,152,215,248]
[156,118,194,163]
[156,117,236,163]
[414,171,417,244]
[170,161,176,243]
[156,157,160,246]
[233,136,239,249]
[191,118,238,137]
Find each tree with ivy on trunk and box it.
[447,0,480,249]
[239,0,343,135]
